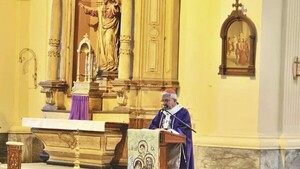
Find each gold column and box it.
[47,0,61,80]
[39,0,68,110]
[60,0,75,81]
[110,0,133,111]
[118,0,133,79]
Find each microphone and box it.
[161,106,196,133]
[159,104,167,112]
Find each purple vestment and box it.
[149,107,195,169]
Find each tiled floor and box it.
[0,163,84,169]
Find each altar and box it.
[22,118,128,168]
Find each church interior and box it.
[1,0,300,168]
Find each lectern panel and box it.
[128,129,185,169]
[128,129,160,169]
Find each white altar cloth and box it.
[22,118,105,132]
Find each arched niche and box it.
[75,34,95,82]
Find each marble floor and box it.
[0,162,87,169]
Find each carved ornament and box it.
[119,48,131,55]
[48,50,60,57]
[120,35,131,42]
[58,132,77,149]
[48,38,60,47]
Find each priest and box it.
[149,88,195,169]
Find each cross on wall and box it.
[232,0,243,12]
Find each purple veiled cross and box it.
[69,95,89,120]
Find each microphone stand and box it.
[163,108,197,133]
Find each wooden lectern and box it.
[127,129,185,169]
[159,130,186,169]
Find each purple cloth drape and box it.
[69,95,89,120]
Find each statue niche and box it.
[77,0,121,73]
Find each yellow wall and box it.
[24,0,50,120]
[179,0,262,144]
[0,0,49,132]
[0,0,18,132]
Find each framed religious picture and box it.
[218,0,257,76]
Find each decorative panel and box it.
[141,0,165,79]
